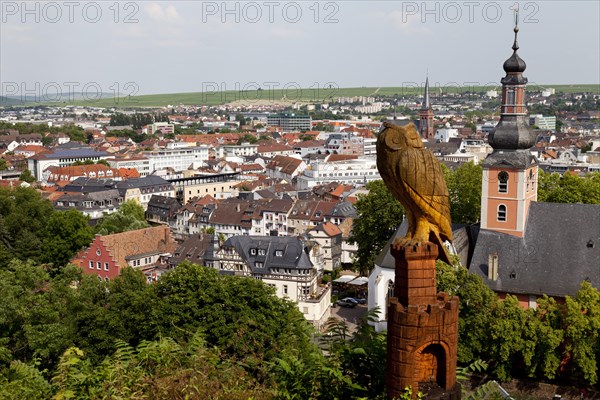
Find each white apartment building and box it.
[144,145,210,173]
[434,128,459,143]
[363,137,377,156]
[296,158,381,189]
[216,143,259,158]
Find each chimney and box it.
[488,253,499,281]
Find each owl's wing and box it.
[396,148,452,241]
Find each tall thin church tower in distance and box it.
[480,11,538,237]
[419,76,434,140]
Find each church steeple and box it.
[419,75,434,140]
[480,11,538,238]
[423,76,431,109]
[487,9,536,155]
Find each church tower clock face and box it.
[498,171,509,182]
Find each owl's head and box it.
[378,122,424,150]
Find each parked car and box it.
[336,298,357,308]
[353,298,367,305]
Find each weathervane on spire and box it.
[512,4,520,51]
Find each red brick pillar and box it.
[386,242,461,400]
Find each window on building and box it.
[255,262,264,268]
[507,89,516,105]
[275,250,283,257]
[498,171,509,193]
[96,262,101,270]
[89,261,94,269]
[283,285,288,295]
[497,204,507,222]
[258,249,266,256]
[104,262,109,271]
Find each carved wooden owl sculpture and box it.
[376,121,452,263]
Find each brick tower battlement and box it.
[386,243,461,399]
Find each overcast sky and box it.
[1,1,599,96]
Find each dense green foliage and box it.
[0,187,93,269]
[0,260,382,399]
[109,112,170,130]
[18,169,35,183]
[105,128,150,143]
[0,121,88,142]
[94,199,148,235]
[437,262,600,384]
[538,171,600,204]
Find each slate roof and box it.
[31,146,109,160]
[116,175,172,190]
[223,235,313,275]
[147,195,182,219]
[169,233,216,267]
[328,201,357,219]
[470,202,600,298]
[62,177,119,193]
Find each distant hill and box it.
[0,92,118,106]
[2,85,598,109]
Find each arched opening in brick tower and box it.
[416,343,447,388]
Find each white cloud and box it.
[144,3,182,22]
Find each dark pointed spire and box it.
[423,75,430,109]
[503,8,526,74]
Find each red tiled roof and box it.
[266,155,303,176]
[326,154,359,162]
[257,143,293,153]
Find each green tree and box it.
[0,159,8,171]
[0,261,82,370]
[39,209,94,270]
[94,200,148,235]
[538,171,600,204]
[235,114,247,126]
[563,281,600,384]
[0,186,54,264]
[436,261,497,364]
[18,169,35,183]
[152,262,313,368]
[443,162,483,224]
[348,180,404,275]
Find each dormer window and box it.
[258,249,266,256]
[250,248,257,255]
[498,171,509,193]
[275,250,283,257]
